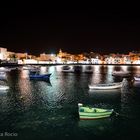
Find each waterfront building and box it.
[39,53,56,62]
[129,52,140,64]
[6,51,16,60]
[1,47,140,65]
[0,47,7,60]
[57,49,75,63]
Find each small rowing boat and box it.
[89,82,122,90]
[78,103,114,120]
[112,71,130,77]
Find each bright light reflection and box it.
[21,70,29,78]
[40,66,47,74]
[106,66,114,83]
[91,65,101,84]
[18,73,32,107]
[121,65,129,71]
[107,65,114,73]
[94,65,100,73]
[55,66,63,71]
[48,66,55,73]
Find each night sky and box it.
[0,7,140,56]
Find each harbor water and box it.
[0,65,140,140]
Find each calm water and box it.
[0,65,140,140]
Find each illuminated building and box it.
[0,47,7,60]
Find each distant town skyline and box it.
[0,8,140,55]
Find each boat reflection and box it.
[133,81,140,87]
[30,79,52,86]
[88,89,121,94]
[88,89,121,104]
[78,119,113,136]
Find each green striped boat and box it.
[78,103,114,120]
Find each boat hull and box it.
[29,73,51,80]
[61,70,75,73]
[134,77,140,81]
[112,71,130,77]
[89,83,122,90]
[79,114,111,120]
[79,106,113,120]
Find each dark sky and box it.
[0,7,140,56]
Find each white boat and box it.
[22,66,33,70]
[134,76,140,81]
[0,85,9,90]
[89,82,122,90]
[0,67,11,72]
[62,69,75,72]
[9,67,17,71]
[112,71,130,77]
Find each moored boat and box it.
[0,67,11,72]
[61,66,74,73]
[89,82,122,90]
[78,103,114,120]
[0,85,9,91]
[61,69,74,73]
[112,71,130,77]
[134,76,140,81]
[29,73,51,80]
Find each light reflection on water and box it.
[0,65,140,139]
[17,76,33,108]
[91,65,101,84]
[120,65,129,72]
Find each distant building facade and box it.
[0,47,7,60]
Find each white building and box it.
[91,58,102,64]
[0,47,7,60]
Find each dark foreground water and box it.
[0,65,140,140]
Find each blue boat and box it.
[29,73,51,80]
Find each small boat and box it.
[61,66,74,73]
[89,82,122,90]
[112,71,130,77]
[0,85,9,90]
[134,76,140,81]
[8,67,17,71]
[78,103,114,120]
[29,73,51,80]
[61,69,75,73]
[0,67,11,72]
